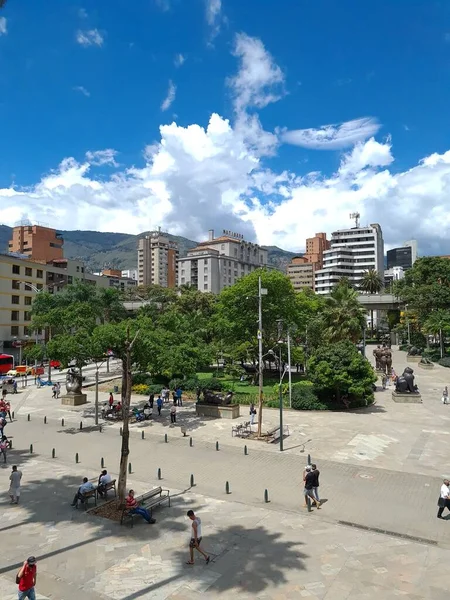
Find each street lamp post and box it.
[287,329,292,409]
[257,276,267,437]
[276,319,285,452]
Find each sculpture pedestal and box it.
[407,355,421,363]
[61,394,87,406]
[195,403,240,419]
[392,391,422,403]
[418,362,434,370]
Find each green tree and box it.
[321,280,367,343]
[422,310,450,358]
[308,340,376,407]
[359,269,383,333]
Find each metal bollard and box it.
[164,433,168,443]
[75,452,79,463]
[27,414,30,421]
[61,418,65,426]
[44,416,47,424]
[128,463,132,474]
[52,448,55,458]
[307,453,311,466]
[244,445,248,455]
[141,430,145,440]
[101,457,104,468]
[264,489,269,503]
[189,437,193,447]
[225,481,230,494]
[215,441,219,451]
[12,411,15,420]
[157,467,161,480]
[29,444,33,454]
[79,421,83,431]
[190,473,195,487]
[120,427,123,436]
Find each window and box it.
[23,326,30,336]
[37,269,43,278]
[12,280,20,290]
[11,311,19,321]
[24,283,32,291]
[81,267,84,273]
[24,311,31,321]
[25,267,32,276]
[12,265,20,275]
[204,283,208,290]
[11,326,19,336]
[76,266,80,272]
[24,296,32,306]
[11,295,20,305]
[204,275,208,280]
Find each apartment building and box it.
[178,229,268,293]
[304,232,330,269]
[286,256,316,292]
[137,230,179,287]
[8,224,64,262]
[387,240,417,270]
[315,223,384,295]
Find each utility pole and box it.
[287,329,292,409]
[257,276,263,437]
[95,368,99,426]
[277,319,284,452]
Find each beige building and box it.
[304,232,330,269]
[138,230,179,287]
[286,256,316,291]
[178,230,268,293]
[8,224,64,262]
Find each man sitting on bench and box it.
[126,489,156,524]
[71,477,95,508]
[97,469,112,498]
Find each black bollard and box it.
[27,414,30,421]
[128,463,132,474]
[189,437,193,447]
[75,452,79,463]
[141,430,144,440]
[307,453,311,466]
[157,467,161,480]
[79,421,83,431]
[44,416,47,424]
[164,433,168,443]
[29,444,33,454]
[244,445,248,455]
[52,448,55,458]
[120,427,123,436]
[12,411,14,420]
[101,457,104,468]
[225,481,230,494]
[264,489,269,503]
[190,473,195,487]
[216,441,219,451]
[61,418,65,426]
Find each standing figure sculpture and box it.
[373,346,382,371]
[66,368,83,395]
[383,347,393,376]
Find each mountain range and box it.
[0,225,297,273]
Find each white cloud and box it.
[228,33,285,113]
[205,0,222,43]
[174,53,185,68]
[76,29,104,47]
[338,138,394,177]
[161,80,176,112]
[281,117,381,150]
[0,17,7,36]
[85,149,119,167]
[78,8,88,19]
[73,85,90,97]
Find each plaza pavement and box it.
[1,345,450,598]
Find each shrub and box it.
[168,376,200,391]
[439,357,450,368]
[132,373,153,386]
[131,384,150,395]
[198,378,224,392]
[148,384,163,394]
[291,381,327,410]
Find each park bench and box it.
[266,424,290,443]
[97,478,117,500]
[79,487,97,510]
[231,421,251,437]
[120,486,171,527]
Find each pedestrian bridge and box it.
[357,294,402,310]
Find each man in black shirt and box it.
[304,467,321,509]
[311,463,320,505]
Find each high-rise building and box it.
[137,230,179,287]
[304,232,330,269]
[315,223,384,295]
[8,224,64,262]
[178,229,268,293]
[387,240,417,270]
[286,256,316,291]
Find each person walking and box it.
[108,392,114,408]
[0,435,9,463]
[249,403,257,426]
[9,465,22,504]
[176,387,183,406]
[51,384,57,399]
[311,463,320,505]
[170,403,177,424]
[303,465,320,509]
[149,392,154,409]
[437,479,450,519]
[16,556,37,600]
[156,395,163,416]
[442,386,449,405]
[56,382,61,398]
[186,510,210,565]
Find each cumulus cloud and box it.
[174,53,185,67]
[85,149,119,167]
[161,80,176,111]
[76,29,104,47]
[205,0,223,43]
[73,85,90,97]
[0,17,7,36]
[282,117,381,150]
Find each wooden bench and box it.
[121,486,170,527]
[97,478,117,500]
[79,488,97,510]
[232,421,251,437]
[266,424,290,443]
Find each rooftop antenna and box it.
[349,212,360,228]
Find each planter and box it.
[392,391,422,403]
[61,393,87,406]
[418,362,434,370]
[195,403,240,419]
[406,355,421,363]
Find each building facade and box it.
[178,230,268,293]
[387,240,417,270]
[137,230,179,287]
[384,266,405,292]
[304,232,330,269]
[286,256,316,291]
[315,223,384,295]
[8,224,64,262]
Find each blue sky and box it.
[1,0,450,253]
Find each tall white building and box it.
[178,229,268,293]
[137,230,179,288]
[315,223,384,295]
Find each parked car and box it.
[50,360,61,369]
[6,369,18,377]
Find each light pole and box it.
[257,276,267,437]
[287,328,292,409]
[275,319,286,452]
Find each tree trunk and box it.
[440,328,444,359]
[370,309,374,336]
[118,357,131,507]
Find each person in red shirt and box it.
[108,393,114,408]
[17,556,37,600]
[126,489,155,524]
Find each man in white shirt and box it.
[186,510,210,565]
[437,479,450,519]
[9,465,22,504]
[97,469,112,498]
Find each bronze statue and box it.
[384,347,393,376]
[373,346,383,370]
[66,368,83,395]
[200,390,234,405]
[395,367,419,394]
[407,346,422,356]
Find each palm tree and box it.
[359,269,384,334]
[423,310,450,358]
[321,280,367,344]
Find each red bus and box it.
[0,354,14,375]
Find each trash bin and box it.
[114,385,119,393]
